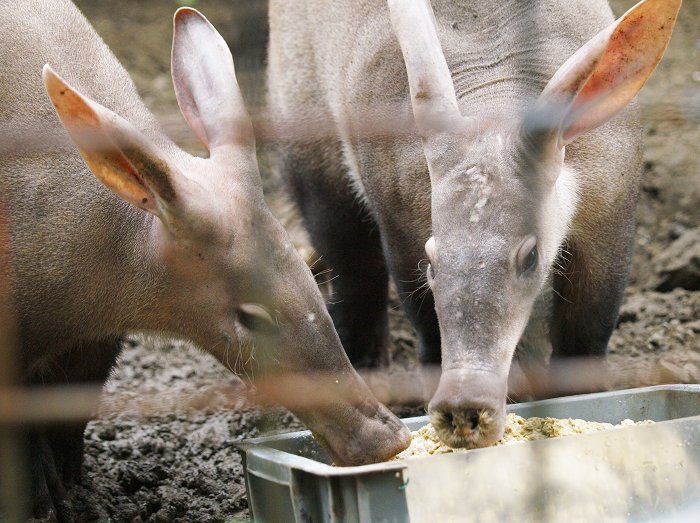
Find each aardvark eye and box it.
[237,303,278,334]
[516,236,538,277]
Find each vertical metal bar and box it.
[0,202,28,522]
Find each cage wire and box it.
[1,0,699,521]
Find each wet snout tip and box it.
[429,404,502,449]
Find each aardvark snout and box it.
[312,400,411,466]
[428,369,507,449]
[268,371,411,465]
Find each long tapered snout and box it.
[236,216,411,465]
[428,369,508,448]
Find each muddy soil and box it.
[31,0,700,521]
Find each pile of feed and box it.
[394,414,653,459]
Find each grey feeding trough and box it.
[237,385,700,522]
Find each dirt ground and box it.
[37,0,700,521]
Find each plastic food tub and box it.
[237,385,700,522]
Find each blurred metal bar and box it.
[3,91,698,157]
[0,385,103,425]
[0,358,687,426]
[0,202,27,522]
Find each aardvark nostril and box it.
[452,408,482,436]
[468,409,480,430]
[444,409,479,432]
[443,411,454,429]
[451,409,479,441]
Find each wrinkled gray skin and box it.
[0,0,408,519]
[268,0,675,449]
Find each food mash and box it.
[394,413,653,459]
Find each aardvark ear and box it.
[43,65,184,223]
[171,7,256,157]
[388,0,462,137]
[539,0,681,148]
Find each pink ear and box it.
[541,0,681,147]
[43,65,179,219]
[171,8,255,154]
